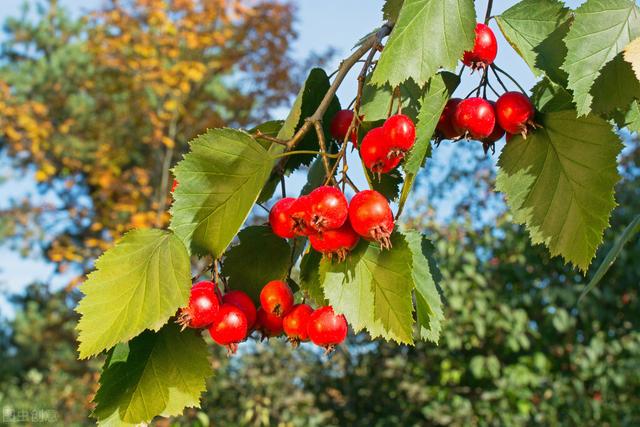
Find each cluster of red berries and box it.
[331,111,417,178]
[437,23,536,151]
[270,186,395,255]
[178,280,347,354]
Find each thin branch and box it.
[254,130,288,145]
[314,120,334,184]
[490,65,509,92]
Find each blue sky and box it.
[0,0,584,314]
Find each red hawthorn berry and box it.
[222,290,257,330]
[383,114,416,157]
[437,98,464,140]
[177,281,220,329]
[495,91,535,137]
[208,304,248,354]
[269,197,296,239]
[348,190,394,250]
[462,23,498,70]
[307,306,348,353]
[171,179,179,193]
[360,127,401,177]
[309,220,360,261]
[260,280,294,317]
[256,307,284,338]
[307,186,349,232]
[330,109,358,144]
[283,303,314,346]
[453,97,496,140]
[480,101,505,153]
[289,195,315,236]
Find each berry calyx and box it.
[382,114,416,157]
[462,23,497,70]
[283,303,314,346]
[495,91,536,137]
[307,186,349,232]
[208,304,248,354]
[256,307,284,339]
[177,281,220,330]
[309,220,360,261]
[289,196,314,236]
[360,127,401,177]
[222,290,257,330]
[453,97,496,140]
[260,280,294,317]
[330,109,357,144]
[269,197,296,239]
[437,98,464,140]
[307,306,348,353]
[348,190,394,250]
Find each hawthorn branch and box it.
[274,22,393,173]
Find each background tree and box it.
[0,0,300,278]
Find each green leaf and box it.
[496,0,571,84]
[530,78,574,113]
[360,77,423,122]
[496,111,623,271]
[222,226,292,304]
[382,0,404,22]
[298,249,327,305]
[320,234,415,344]
[399,72,459,217]
[76,229,191,359]
[403,231,444,343]
[170,128,273,257]
[561,0,640,116]
[590,53,640,115]
[579,214,640,302]
[370,0,476,87]
[623,36,640,79]
[93,323,211,425]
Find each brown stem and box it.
[254,130,288,146]
[484,0,494,24]
[314,120,335,184]
[276,23,393,173]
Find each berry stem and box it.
[314,120,336,185]
[491,64,528,95]
[272,150,341,159]
[484,0,494,24]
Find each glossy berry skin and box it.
[309,220,360,261]
[453,97,496,140]
[222,290,257,330]
[269,197,296,239]
[289,196,314,236]
[462,23,498,69]
[496,92,535,136]
[360,127,401,175]
[307,306,348,352]
[208,304,248,354]
[283,303,314,345]
[383,114,416,154]
[330,110,357,144]
[308,186,349,232]
[260,280,294,317]
[348,190,394,250]
[256,307,284,338]
[178,281,220,329]
[437,98,464,140]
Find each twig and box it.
[273,150,341,159]
[314,120,335,184]
[254,130,288,145]
[280,176,286,198]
